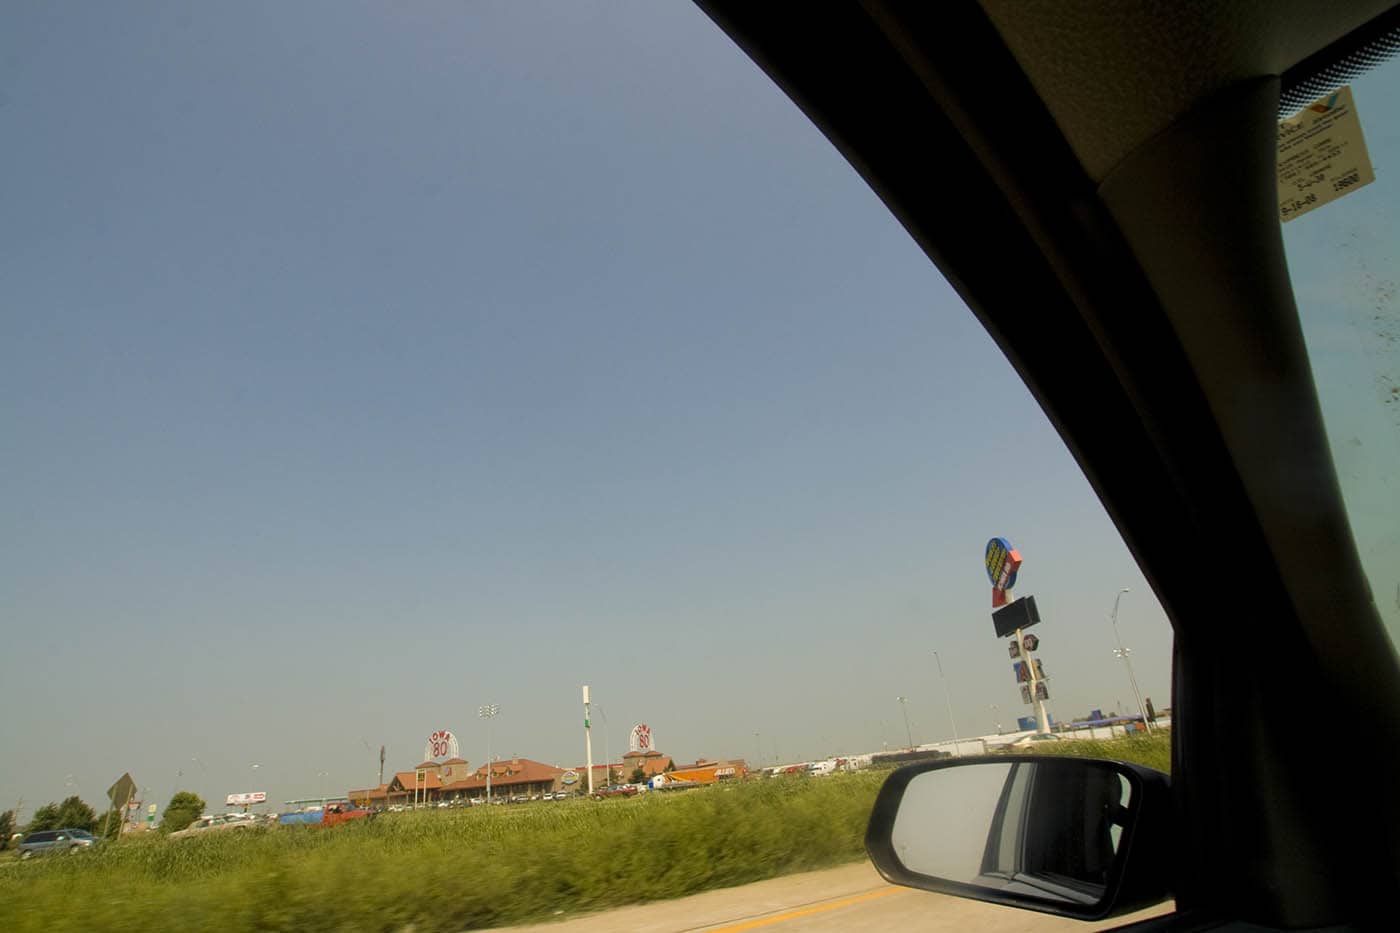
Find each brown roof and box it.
[388,770,443,792]
[445,757,565,790]
[442,757,468,765]
[348,784,389,800]
[610,756,672,776]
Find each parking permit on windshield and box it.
[1277,85,1375,223]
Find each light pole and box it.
[933,650,962,756]
[582,686,594,795]
[896,696,914,749]
[596,705,612,788]
[1110,588,1153,733]
[478,704,500,803]
[316,770,328,807]
[991,704,1002,734]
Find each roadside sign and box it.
[992,595,1041,638]
[985,538,1022,607]
[107,772,137,807]
[226,792,267,806]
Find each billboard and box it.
[424,730,459,761]
[992,595,1041,638]
[984,538,1022,607]
[629,723,653,753]
[226,792,267,806]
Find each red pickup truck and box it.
[592,785,639,800]
[278,802,374,827]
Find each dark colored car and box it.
[17,828,98,859]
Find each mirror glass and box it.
[890,761,1133,906]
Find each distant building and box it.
[354,757,567,807]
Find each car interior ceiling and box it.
[696,1,1400,927]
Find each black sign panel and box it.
[992,595,1040,639]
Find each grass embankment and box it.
[0,733,1170,933]
[1026,731,1171,773]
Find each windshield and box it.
[1280,56,1400,649]
[1,3,1171,929]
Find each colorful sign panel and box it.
[561,770,580,786]
[629,723,653,753]
[226,792,267,806]
[984,538,1022,607]
[424,730,459,761]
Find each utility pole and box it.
[1110,588,1153,733]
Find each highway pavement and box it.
[490,860,1175,932]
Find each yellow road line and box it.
[702,887,906,932]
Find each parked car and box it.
[170,812,262,840]
[592,785,639,800]
[17,828,98,859]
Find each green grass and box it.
[0,733,1171,932]
[0,774,883,933]
[1023,731,1172,773]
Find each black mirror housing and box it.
[865,756,1172,920]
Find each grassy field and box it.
[0,733,1170,933]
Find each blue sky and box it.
[1,1,1176,816]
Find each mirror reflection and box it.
[890,761,1133,905]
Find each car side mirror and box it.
[865,756,1172,921]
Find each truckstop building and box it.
[350,757,569,808]
[347,732,749,809]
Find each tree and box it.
[24,802,62,834]
[0,810,14,850]
[628,766,646,784]
[55,796,98,833]
[159,791,206,833]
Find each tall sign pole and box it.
[583,685,594,795]
[987,537,1055,735]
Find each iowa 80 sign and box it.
[424,730,459,761]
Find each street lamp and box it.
[896,696,914,749]
[596,705,612,788]
[316,770,329,807]
[990,704,1002,735]
[933,650,962,756]
[478,704,500,804]
[1110,588,1153,733]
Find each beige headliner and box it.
[979,0,1394,181]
